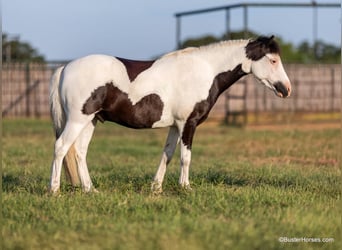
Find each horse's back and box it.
[62,54,129,88]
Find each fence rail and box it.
[1,62,341,123]
[2,62,66,118]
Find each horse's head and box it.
[242,36,291,98]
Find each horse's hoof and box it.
[49,189,60,196]
[180,184,192,192]
[151,181,163,195]
[83,187,99,194]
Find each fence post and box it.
[254,77,259,124]
[25,62,31,117]
[330,67,335,113]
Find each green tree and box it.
[181,35,219,49]
[2,33,45,62]
[313,40,341,63]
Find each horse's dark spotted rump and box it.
[82,82,163,128]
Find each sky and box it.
[2,0,341,61]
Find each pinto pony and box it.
[49,36,291,193]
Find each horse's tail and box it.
[49,66,80,186]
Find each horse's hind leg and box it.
[74,120,97,192]
[152,126,179,194]
[50,119,93,193]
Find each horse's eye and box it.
[270,59,277,64]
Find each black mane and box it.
[245,35,280,61]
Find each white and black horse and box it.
[49,36,291,193]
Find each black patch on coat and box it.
[82,82,163,129]
[181,64,247,149]
[116,57,155,81]
[245,35,280,61]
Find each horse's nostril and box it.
[274,82,289,98]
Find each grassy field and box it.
[2,119,341,250]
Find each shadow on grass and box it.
[0,169,295,194]
[2,174,48,195]
[190,168,340,198]
[192,168,304,189]
[3,167,338,198]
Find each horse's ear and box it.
[267,35,281,54]
[266,35,275,45]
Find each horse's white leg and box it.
[178,121,197,190]
[74,120,97,192]
[152,126,179,193]
[50,137,67,193]
[179,142,192,189]
[49,120,92,193]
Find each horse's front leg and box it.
[178,121,197,190]
[179,142,192,189]
[152,126,179,194]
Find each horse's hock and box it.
[2,62,341,123]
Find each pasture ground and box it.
[2,119,341,250]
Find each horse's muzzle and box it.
[274,81,291,98]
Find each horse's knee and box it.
[181,158,191,168]
[54,143,65,159]
[180,148,192,167]
[54,137,63,150]
[165,150,174,164]
[54,140,71,160]
[74,148,86,161]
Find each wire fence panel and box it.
[1,63,341,122]
[2,62,65,118]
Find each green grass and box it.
[2,119,341,250]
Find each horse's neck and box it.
[197,41,248,74]
[193,41,249,103]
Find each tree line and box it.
[180,30,340,64]
[2,33,45,63]
[2,31,340,63]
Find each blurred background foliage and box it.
[2,30,340,64]
[2,33,45,63]
[180,30,340,64]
